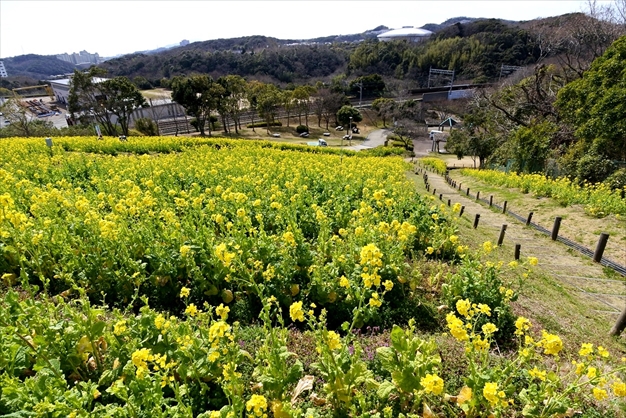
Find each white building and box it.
[57,50,100,65]
[0,61,8,77]
[48,76,108,105]
[377,27,433,42]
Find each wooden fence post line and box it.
[489,195,493,207]
[459,206,465,216]
[497,224,507,246]
[610,307,626,336]
[593,233,610,263]
[473,214,480,229]
[502,201,507,214]
[551,217,562,241]
[514,244,521,260]
[526,212,533,226]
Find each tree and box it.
[221,75,247,134]
[293,85,316,127]
[68,67,117,136]
[321,91,345,130]
[280,90,295,127]
[100,77,147,136]
[171,75,218,136]
[349,74,386,98]
[371,97,395,127]
[391,119,423,150]
[556,35,626,180]
[255,83,282,134]
[336,105,362,128]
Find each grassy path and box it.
[408,165,626,350]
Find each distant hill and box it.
[420,16,512,32]
[1,54,77,79]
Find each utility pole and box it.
[356,82,363,108]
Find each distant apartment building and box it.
[57,50,100,65]
[0,61,8,77]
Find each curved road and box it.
[346,128,391,151]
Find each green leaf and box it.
[377,381,396,399]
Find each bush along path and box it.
[413,162,626,331]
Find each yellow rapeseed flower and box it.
[593,387,608,401]
[456,299,471,317]
[579,343,594,357]
[216,303,230,320]
[612,380,626,397]
[369,292,382,308]
[421,374,444,395]
[246,394,268,417]
[339,275,350,288]
[327,331,341,351]
[180,287,190,298]
[482,323,498,335]
[483,382,499,406]
[290,301,305,322]
[539,331,563,356]
[528,367,546,381]
[185,303,199,317]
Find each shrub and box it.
[603,168,626,191]
[134,118,159,136]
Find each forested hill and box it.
[96,13,602,87]
[1,54,76,79]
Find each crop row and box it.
[458,169,626,217]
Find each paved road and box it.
[346,128,390,151]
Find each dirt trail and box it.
[414,160,626,320]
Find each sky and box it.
[0,0,605,59]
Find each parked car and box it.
[299,132,309,137]
[272,133,280,138]
[323,132,330,136]
[335,126,343,131]
[318,138,328,146]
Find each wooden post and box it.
[489,195,493,207]
[514,244,521,260]
[447,199,451,207]
[502,201,507,214]
[466,187,470,196]
[593,233,610,263]
[610,307,626,336]
[473,214,480,229]
[433,188,436,195]
[551,217,562,240]
[439,193,443,201]
[497,224,507,246]
[458,182,462,191]
[459,206,465,217]
[526,212,533,226]
[476,191,480,201]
